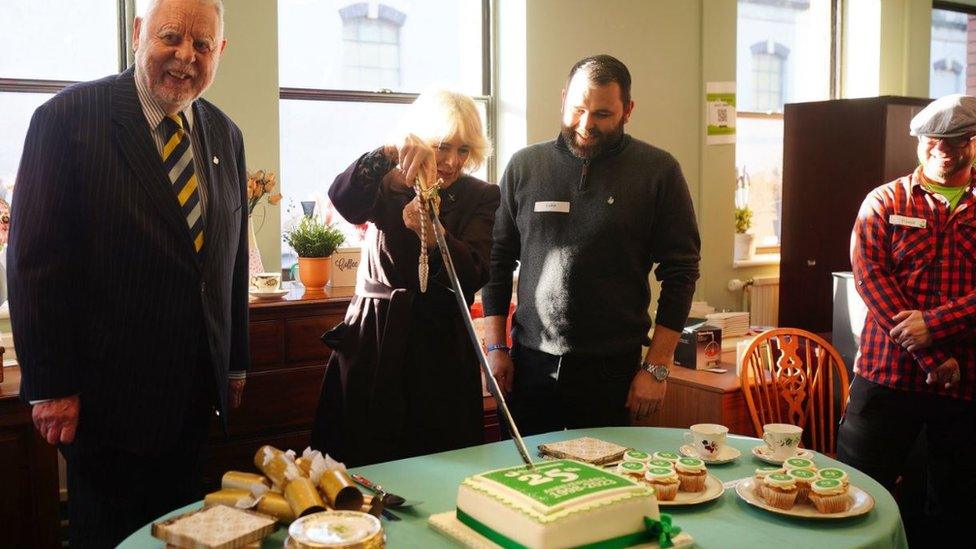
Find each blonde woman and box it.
[312,90,498,465]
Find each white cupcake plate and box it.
[657,474,724,507]
[750,445,814,465]
[734,477,874,519]
[679,444,742,464]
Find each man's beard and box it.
[924,155,970,181]
[560,123,624,159]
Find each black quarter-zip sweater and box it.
[482,133,701,356]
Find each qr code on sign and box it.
[716,107,728,124]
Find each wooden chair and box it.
[739,328,850,455]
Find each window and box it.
[750,42,788,112]
[340,3,404,90]
[930,4,975,97]
[0,0,127,191]
[736,0,834,255]
[278,0,491,276]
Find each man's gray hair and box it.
[143,0,224,26]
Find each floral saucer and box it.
[249,289,289,300]
[679,444,741,464]
[751,445,814,465]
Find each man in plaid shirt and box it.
[839,94,976,543]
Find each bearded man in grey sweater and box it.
[482,54,700,434]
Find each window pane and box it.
[735,116,783,247]
[279,97,488,268]
[930,8,971,97]
[737,0,831,112]
[0,1,119,80]
[279,0,484,94]
[0,92,55,191]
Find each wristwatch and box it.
[641,362,670,382]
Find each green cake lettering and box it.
[819,469,845,479]
[620,462,644,471]
[790,469,816,479]
[786,458,812,467]
[813,479,841,488]
[625,450,649,459]
[482,460,636,507]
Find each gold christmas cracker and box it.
[222,471,272,497]
[257,492,298,523]
[318,469,364,511]
[254,445,303,489]
[284,477,327,518]
[204,488,256,509]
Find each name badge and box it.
[889,215,926,228]
[534,201,571,213]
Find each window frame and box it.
[278,0,496,188]
[0,0,131,96]
[734,0,842,258]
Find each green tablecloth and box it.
[120,427,907,548]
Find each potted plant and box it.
[734,206,755,261]
[283,216,345,290]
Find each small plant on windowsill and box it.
[734,206,753,234]
[283,216,345,290]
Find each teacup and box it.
[682,423,728,459]
[250,272,282,293]
[762,423,803,461]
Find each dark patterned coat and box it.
[312,155,499,466]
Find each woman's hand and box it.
[402,196,435,247]
[389,134,437,189]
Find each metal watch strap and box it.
[641,362,670,381]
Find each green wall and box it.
[204,0,282,273]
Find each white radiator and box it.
[748,276,780,326]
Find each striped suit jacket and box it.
[8,68,250,454]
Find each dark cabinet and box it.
[780,96,932,332]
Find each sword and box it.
[419,193,535,469]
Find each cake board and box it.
[428,512,694,548]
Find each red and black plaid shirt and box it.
[851,166,976,401]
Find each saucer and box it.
[751,445,814,465]
[679,444,741,464]
[249,289,289,300]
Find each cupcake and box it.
[616,460,647,481]
[753,467,784,500]
[652,451,681,464]
[808,478,850,513]
[674,457,708,492]
[788,468,817,504]
[647,459,675,470]
[644,467,680,501]
[623,450,651,464]
[782,457,816,472]
[762,473,798,510]
[817,468,849,487]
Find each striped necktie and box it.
[160,113,204,256]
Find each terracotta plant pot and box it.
[298,257,331,290]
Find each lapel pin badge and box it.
[607,196,615,204]
[212,156,219,165]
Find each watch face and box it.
[652,365,669,381]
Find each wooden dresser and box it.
[204,288,351,488]
[0,365,60,548]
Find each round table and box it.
[120,427,908,548]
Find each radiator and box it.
[748,276,780,326]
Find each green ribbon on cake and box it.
[456,509,683,548]
[644,514,682,548]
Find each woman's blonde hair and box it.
[395,89,491,173]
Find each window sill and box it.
[733,253,780,268]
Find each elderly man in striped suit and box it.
[8,0,249,545]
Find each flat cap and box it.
[910,94,976,137]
